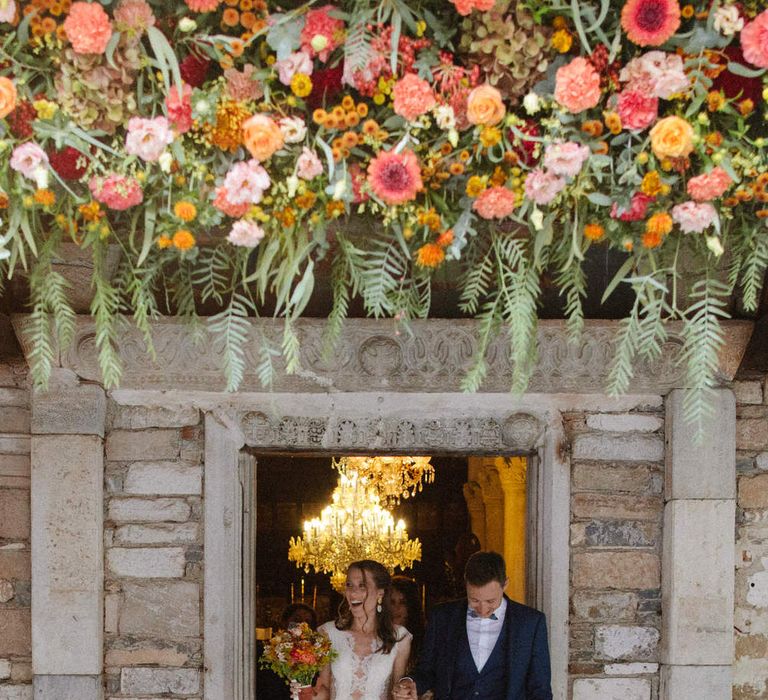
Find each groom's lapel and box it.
[504,597,525,693]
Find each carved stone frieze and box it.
[11,315,753,394]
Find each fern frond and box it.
[555,261,586,341]
[461,297,501,392]
[322,251,351,360]
[255,331,278,388]
[459,238,494,315]
[740,232,768,313]
[90,244,123,388]
[193,245,233,305]
[208,293,252,391]
[26,258,56,390]
[282,317,301,374]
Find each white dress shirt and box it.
[466,597,507,672]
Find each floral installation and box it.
[0,0,767,432]
[259,622,336,689]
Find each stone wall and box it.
[0,360,32,700]
[734,377,768,699]
[566,407,665,700]
[103,403,204,699]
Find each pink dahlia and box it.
[222,160,271,205]
[611,192,654,222]
[392,73,436,122]
[185,0,219,11]
[125,116,174,161]
[687,167,732,202]
[741,10,768,69]
[524,169,566,205]
[300,5,345,63]
[296,147,323,180]
[367,149,423,205]
[63,2,113,55]
[616,90,658,131]
[621,0,681,47]
[450,0,495,15]
[554,57,601,113]
[165,83,193,134]
[542,141,591,178]
[89,174,143,210]
[472,187,517,219]
[227,220,265,248]
[213,187,250,218]
[671,201,718,233]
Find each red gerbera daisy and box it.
[621,0,681,47]
[367,149,423,205]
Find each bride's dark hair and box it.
[335,559,401,654]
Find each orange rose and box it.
[0,77,17,119]
[242,114,284,162]
[466,84,506,126]
[649,116,694,160]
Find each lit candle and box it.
[312,585,317,609]
[301,578,305,600]
[291,582,295,603]
[422,584,426,610]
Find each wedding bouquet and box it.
[259,622,336,690]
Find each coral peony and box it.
[228,220,266,248]
[242,114,284,162]
[671,201,718,233]
[472,186,517,219]
[450,0,494,15]
[0,76,16,119]
[543,141,591,178]
[621,0,681,47]
[184,0,219,11]
[125,116,174,161]
[165,83,193,134]
[222,160,271,205]
[213,186,250,217]
[300,5,345,63]
[524,169,566,205]
[649,115,694,160]
[741,9,768,69]
[554,57,601,113]
[687,167,732,202]
[63,2,113,55]
[611,192,654,221]
[466,84,506,126]
[367,149,423,205]
[296,147,323,180]
[616,90,658,131]
[275,51,313,87]
[89,174,143,210]
[392,73,436,121]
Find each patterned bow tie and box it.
[467,609,497,620]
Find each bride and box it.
[308,560,412,700]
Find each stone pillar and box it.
[479,462,505,555]
[462,479,486,549]
[497,457,527,603]
[660,389,735,699]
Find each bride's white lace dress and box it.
[318,621,412,700]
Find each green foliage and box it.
[208,293,253,392]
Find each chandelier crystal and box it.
[288,472,422,591]
[333,455,435,506]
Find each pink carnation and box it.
[450,0,494,15]
[125,116,174,162]
[10,142,49,180]
[542,141,591,178]
[213,187,250,218]
[300,5,345,63]
[63,2,113,55]
[554,57,601,113]
[225,64,263,102]
[616,90,658,131]
[296,147,323,180]
[89,173,143,210]
[392,73,436,121]
[524,168,566,205]
[222,160,271,205]
[671,201,718,233]
[275,51,313,86]
[741,9,768,69]
[619,51,689,99]
[687,167,732,202]
[165,83,193,134]
[611,192,654,221]
[113,0,155,38]
[227,220,266,248]
[472,186,517,219]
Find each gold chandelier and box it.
[333,455,435,506]
[288,471,422,591]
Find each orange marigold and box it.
[415,242,446,268]
[584,223,605,241]
[645,212,673,236]
[641,229,664,249]
[174,201,197,222]
[34,189,56,206]
[172,229,196,250]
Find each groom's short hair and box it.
[464,551,506,587]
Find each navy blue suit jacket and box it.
[410,596,552,700]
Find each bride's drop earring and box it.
[377,597,382,613]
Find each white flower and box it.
[33,167,48,189]
[310,35,328,53]
[433,104,455,131]
[158,151,173,173]
[523,92,541,115]
[713,5,744,36]
[448,128,459,148]
[279,116,307,144]
[286,174,299,198]
[178,17,197,32]
[332,178,347,200]
[530,207,544,231]
[706,235,724,257]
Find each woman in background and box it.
[388,576,424,671]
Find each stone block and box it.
[572,433,664,462]
[586,414,663,433]
[0,455,30,478]
[104,593,120,635]
[577,520,658,548]
[595,625,659,661]
[572,677,650,700]
[756,453,768,471]
[105,638,199,667]
[662,500,734,665]
[0,687,32,700]
[0,437,30,454]
[33,675,101,700]
[10,663,31,683]
[0,489,29,539]
[0,389,28,407]
[31,435,103,675]
[31,384,105,436]
[665,389,736,500]
[111,405,200,430]
[0,408,30,434]
[120,668,200,695]
[0,609,31,655]
[572,591,638,621]
[106,429,180,462]
[0,550,30,579]
[0,579,14,602]
[123,462,202,496]
[572,463,658,494]
[107,547,186,578]
[0,659,11,679]
[107,498,191,523]
[739,474,768,509]
[733,381,763,405]
[604,663,658,675]
[119,581,200,638]
[660,664,732,700]
[572,493,661,521]
[573,552,660,590]
[114,523,199,545]
[737,418,768,452]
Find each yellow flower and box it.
[416,243,446,269]
[173,201,197,222]
[33,99,58,120]
[645,212,673,237]
[466,176,487,198]
[681,4,694,19]
[373,92,386,106]
[172,229,196,251]
[551,29,573,53]
[649,116,694,160]
[34,189,56,207]
[604,111,622,135]
[583,223,605,241]
[79,201,103,222]
[290,73,313,98]
[641,171,664,197]
[479,126,502,148]
[157,234,173,249]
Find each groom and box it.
[392,551,552,700]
